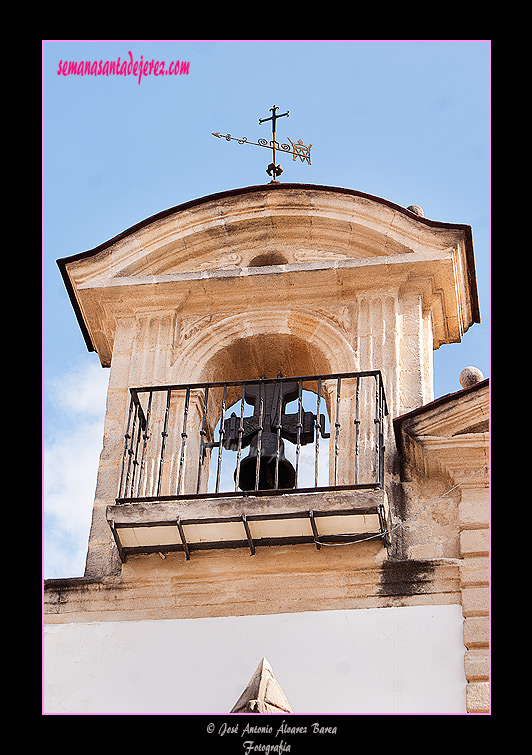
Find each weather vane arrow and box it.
[212,105,312,182]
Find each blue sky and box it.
[42,40,490,578]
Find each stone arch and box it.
[172,309,356,385]
[170,309,357,491]
[248,252,288,267]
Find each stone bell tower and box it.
[47,181,487,714]
[56,183,478,577]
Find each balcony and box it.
[107,371,391,560]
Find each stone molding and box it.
[58,185,479,366]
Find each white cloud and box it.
[43,359,109,579]
[43,366,332,578]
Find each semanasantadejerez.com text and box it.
[57,51,190,84]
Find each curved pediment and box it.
[115,218,420,279]
[57,183,479,362]
[60,184,468,284]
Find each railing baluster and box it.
[378,375,385,488]
[129,401,143,497]
[274,378,284,490]
[294,379,303,487]
[215,384,227,494]
[136,390,153,498]
[374,374,380,486]
[124,401,139,498]
[254,381,265,491]
[176,387,190,495]
[156,389,171,497]
[333,377,341,486]
[314,379,321,489]
[354,377,360,485]
[234,384,246,492]
[118,394,135,499]
[196,386,209,494]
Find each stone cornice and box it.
[394,380,489,482]
[57,184,480,360]
[43,555,462,624]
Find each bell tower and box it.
[48,180,487,714]
[56,182,478,577]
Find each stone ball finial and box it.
[407,205,424,217]
[459,366,484,389]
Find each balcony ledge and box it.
[107,487,389,561]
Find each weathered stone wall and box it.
[393,380,489,713]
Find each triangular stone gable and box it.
[230,658,292,714]
[393,379,489,481]
[395,379,489,440]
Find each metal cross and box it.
[258,105,289,178]
[212,105,312,182]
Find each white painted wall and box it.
[43,605,466,714]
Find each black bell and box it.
[223,379,323,492]
[236,431,296,491]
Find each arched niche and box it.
[248,252,288,268]
[168,311,358,492]
[173,309,356,386]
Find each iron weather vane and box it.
[212,105,312,182]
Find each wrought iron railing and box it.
[116,371,387,503]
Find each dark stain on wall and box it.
[379,559,435,597]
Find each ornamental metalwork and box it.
[116,370,387,503]
[212,105,312,181]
